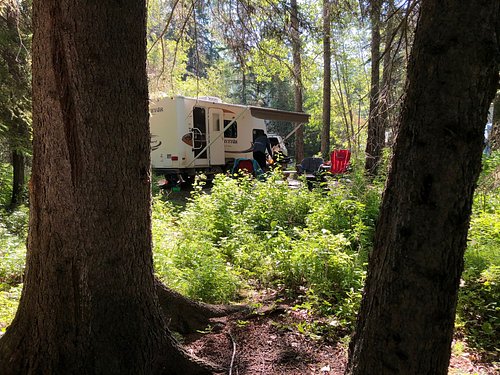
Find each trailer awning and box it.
[249,106,310,123]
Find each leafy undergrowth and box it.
[0,205,28,334]
[456,152,500,363]
[0,155,499,370]
[153,170,379,331]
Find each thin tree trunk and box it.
[0,1,218,374]
[321,0,332,159]
[240,55,248,105]
[364,0,383,175]
[241,70,247,105]
[347,1,499,374]
[332,59,351,140]
[380,0,395,147]
[340,42,355,148]
[291,0,304,162]
[9,150,25,210]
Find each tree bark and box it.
[291,0,305,163]
[347,1,499,374]
[321,0,332,160]
[364,0,383,175]
[0,1,218,374]
[241,69,247,105]
[155,278,247,334]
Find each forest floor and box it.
[183,289,499,375]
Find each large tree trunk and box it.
[364,0,383,175]
[347,1,499,375]
[0,1,217,374]
[291,0,305,163]
[321,0,332,160]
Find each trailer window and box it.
[213,113,221,131]
[224,120,238,138]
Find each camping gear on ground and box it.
[231,158,264,177]
[296,157,325,177]
[296,157,326,189]
[328,149,351,174]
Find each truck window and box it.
[269,137,279,147]
[224,120,238,138]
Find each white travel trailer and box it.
[150,95,309,183]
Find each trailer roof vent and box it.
[198,96,222,103]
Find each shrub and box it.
[458,213,500,356]
[474,151,500,212]
[0,206,27,330]
[0,208,28,286]
[173,238,241,303]
[0,284,22,333]
[152,194,241,303]
[0,163,13,207]
[457,152,500,358]
[458,265,499,357]
[151,169,374,330]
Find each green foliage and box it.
[272,229,365,326]
[0,1,33,154]
[458,265,499,358]
[144,0,371,156]
[0,284,21,333]
[2,155,499,354]
[153,169,377,329]
[172,238,241,303]
[474,151,500,212]
[0,162,12,206]
[152,194,240,303]
[0,206,28,287]
[457,152,500,358]
[0,205,28,329]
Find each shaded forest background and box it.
[2,0,499,189]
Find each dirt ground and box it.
[183,295,499,375]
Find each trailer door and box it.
[192,106,208,165]
[209,108,225,165]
